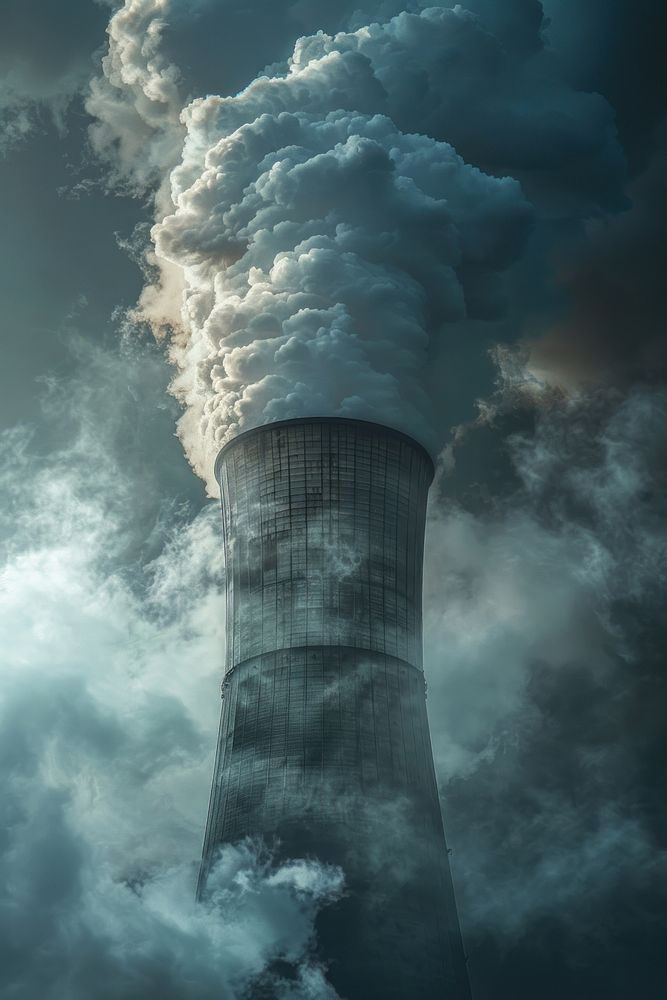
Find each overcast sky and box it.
[1,2,665,998]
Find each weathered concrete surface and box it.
[199,418,471,1000]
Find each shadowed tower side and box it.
[199,417,471,1000]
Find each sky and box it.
[1,1,665,997]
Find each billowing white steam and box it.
[87,0,184,197]
[160,108,530,488]
[88,1,535,492]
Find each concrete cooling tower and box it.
[198,417,471,999]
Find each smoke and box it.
[525,141,667,389]
[0,338,343,1000]
[148,32,532,488]
[3,329,662,998]
[86,0,184,198]
[5,2,658,995]
[422,383,667,961]
[85,1,632,493]
[277,7,623,215]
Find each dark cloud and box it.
[525,140,667,388]
[463,0,545,53]
[542,0,667,172]
[424,384,667,997]
[509,2,667,397]
[0,0,106,152]
[289,6,625,216]
[150,2,628,218]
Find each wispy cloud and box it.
[0,338,342,998]
[424,385,667,944]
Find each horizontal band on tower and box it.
[214,416,435,484]
[220,644,428,691]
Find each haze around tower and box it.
[2,2,666,998]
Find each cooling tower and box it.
[199,417,471,999]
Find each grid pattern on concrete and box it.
[202,647,441,855]
[218,419,432,670]
[199,419,471,1000]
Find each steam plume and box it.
[86,2,539,491]
[87,2,630,493]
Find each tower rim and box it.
[213,416,435,484]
